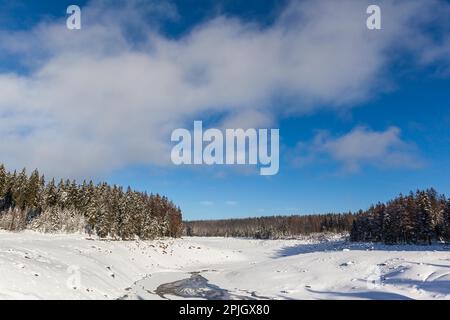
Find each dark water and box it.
[155,272,255,300]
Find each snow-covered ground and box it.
[0,231,449,300]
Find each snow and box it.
[0,231,449,300]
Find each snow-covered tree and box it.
[443,199,450,242]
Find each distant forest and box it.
[185,189,450,244]
[184,213,355,239]
[0,164,183,239]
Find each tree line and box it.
[185,188,450,244]
[350,189,450,244]
[184,213,355,239]
[0,164,183,239]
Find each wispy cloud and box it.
[293,126,424,173]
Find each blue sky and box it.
[109,75,450,219]
[0,0,449,220]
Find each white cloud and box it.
[200,201,214,206]
[0,0,448,179]
[294,126,423,172]
[225,201,238,206]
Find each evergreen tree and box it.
[402,193,416,243]
[382,203,396,244]
[416,191,434,244]
[45,178,58,208]
[14,168,28,209]
[0,164,6,196]
[94,183,110,238]
[25,169,40,209]
[443,199,450,242]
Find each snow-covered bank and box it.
[0,231,449,300]
[0,231,243,299]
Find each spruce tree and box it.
[15,168,28,209]
[443,199,450,242]
[45,179,58,208]
[0,164,6,196]
[416,191,434,244]
[25,169,40,209]
[382,204,397,244]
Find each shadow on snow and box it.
[274,241,450,259]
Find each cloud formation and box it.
[0,0,448,178]
[293,126,423,173]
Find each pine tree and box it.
[94,183,110,238]
[443,199,450,242]
[36,175,46,210]
[25,169,40,209]
[57,179,67,209]
[15,168,29,209]
[382,203,397,244]
[66,180,79,212]
[426,188,445,240]
[371,203,385,242]
[84,180,96,235]
[6,170,17,193]
[108,185,122,239]
[45,179,58,208]
[402,193,417,243]
[416,191,434,244]
[0,164,6,196]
